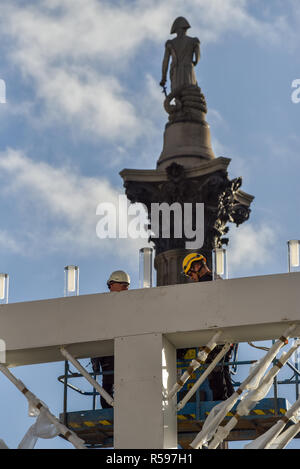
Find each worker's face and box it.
[191,261,202,272]
[109,282,129,292]
[188,261,205,281]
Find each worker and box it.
[91,270,130,409]
[182,252,213,282]
[180,252,235,401]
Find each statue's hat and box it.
[170,17,191,34]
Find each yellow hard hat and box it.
[107,270,130,286]
[182,253,207,276]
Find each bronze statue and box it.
[160,17,200,94]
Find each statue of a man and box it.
[160,17,201,94]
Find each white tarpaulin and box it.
[18,408,60,449]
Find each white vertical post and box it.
[139,248,153,288]
[0,274,9,304]
[212,248,228,280]
[114,333,177,449]
[288,240,300,272]
[64,265,79,296]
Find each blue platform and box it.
[60,397,293,448]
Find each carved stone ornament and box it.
[123,163,251,257]
[164,85,208,126]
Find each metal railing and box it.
[58,351,300,426]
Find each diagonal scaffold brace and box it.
[208,337,300,448]
[168,330,223,400]
[189,323,297,449]
[0,363,86,449]
[177,342,232,411]
[245,392,300,449]
[60,346,114,407]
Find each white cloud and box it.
[0,0,298,145]
[207,109,226,128]
[0,149,150,263]
[227,223,277,275]
[36,67,143,144]
[0,230,23,255]
[264,134,300,165]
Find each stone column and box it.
[120,75,254,288]
[154,249,191,287]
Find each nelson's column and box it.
[120,17,254,286]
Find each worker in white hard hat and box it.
[91,270,130,408]
[107,270,130,292]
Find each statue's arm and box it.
[160,42,171,87]
[193,38,201,66]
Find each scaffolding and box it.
[57,333,300,449]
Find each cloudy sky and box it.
[0,0,299,449]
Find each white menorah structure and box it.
[1,272,300,448]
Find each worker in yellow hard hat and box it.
[180,253,235,401]
[182,252,213,282]
[91,270,130,408]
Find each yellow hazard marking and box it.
[187,383,194,390]
[84,421,96,427]
[188,408,285,420]
[98,420,112,426]
[69,422,81,429]
[178,414,195,420]
[184,349,196,360]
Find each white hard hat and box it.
[107,270,130,286]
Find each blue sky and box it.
[0,0,299,449]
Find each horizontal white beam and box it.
[0,272,300,367]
